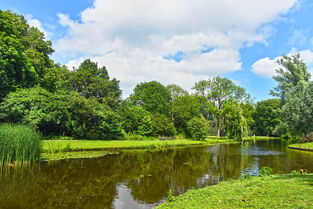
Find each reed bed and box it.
[0,124,42,165]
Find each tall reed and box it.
[0,124,42,165]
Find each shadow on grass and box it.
[271,174,313,186]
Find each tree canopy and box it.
[0,10,53,100]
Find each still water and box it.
[1,140,313,209]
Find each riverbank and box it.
[42,138,237,161]
[157,173,313,209]
[289,142,313,152]
[242,136,280,141]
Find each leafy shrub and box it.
[0,123,42,164]
[259,167,273,177]
[187,116,209,140]
[0,88,124,140]
[151,113,177,137]
[119,106,153,136]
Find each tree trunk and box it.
[216,117,221,138]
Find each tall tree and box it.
[171,95,201,134]
[281,81,313,137]
[193,77,250,137]
[70,59,122,109]
[271,54,311,102]
[222,101,248,140]
[253,99,281,136]
[130,81,171,115]
[0,10,53,99]
[167,84,188,102]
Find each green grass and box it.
[0,124,42,165]
[41,151,118,161]
[289,142,313,151]
[242,136,280,141]
[157,173,313,209]
[42,138,235,153]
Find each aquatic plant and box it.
[0,124,42,165]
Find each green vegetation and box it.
[41,151,118,161]
[0,124,41,165]
[0,10,53,100]
[158,173,313,209]
[289,142,313,151]
[242,136,280,141]
[42,139,235,153]
[253,99,281,136]
[187,116,209,140]
[271,54,313,140]
[193,77,252,138]
[1,10,313,164]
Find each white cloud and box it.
[252,49,313,78]
[54,0,298,94]
[26,15,52,39]
[251,57,281,78]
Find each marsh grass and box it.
[0,124,42,165]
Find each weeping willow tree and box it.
[222,101,248,140]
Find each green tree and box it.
[222,101,248,140]
[167,84,188,102]
[151,113,177,137]
[40,64,72,92]
[253,99,281,136]
[171,95,201,134]
[187,116,209,140]
[271,54,311,102]
[0,87,124,139]
[193,77,250,138]
[70,59,122,109]
[281,81,313,137]
[0,10,53,99]
[130,81,171,115]
[119,105,153,136]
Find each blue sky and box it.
[1,0,313,100]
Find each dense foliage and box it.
[2,10,310,142]
[0,10,53,100]
[187,116,209,140]
[270,54,313,140]
[253,99,281,136]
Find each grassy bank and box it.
[158,173,313,209]
[41,151,118,161]
[242,136,280,141]
[42,138,235,153]
[289,142,313,152]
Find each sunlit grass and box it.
[157,173,313,209]
[42,138,235,152]
[289,142,313,151]
[0,124,42,165]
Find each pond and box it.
[1,139,313,209]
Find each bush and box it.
[259,167,272,177]
[0,123,42,165]
[187,116,209,140]
[151,113,177,137]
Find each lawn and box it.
[289,142,313,152]
[157,173,313,209]
[42,138,235,153]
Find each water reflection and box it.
[1,140,313,209]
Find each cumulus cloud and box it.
[54,0,297,94]
[26,15,52,39]
[252,49,313,78]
